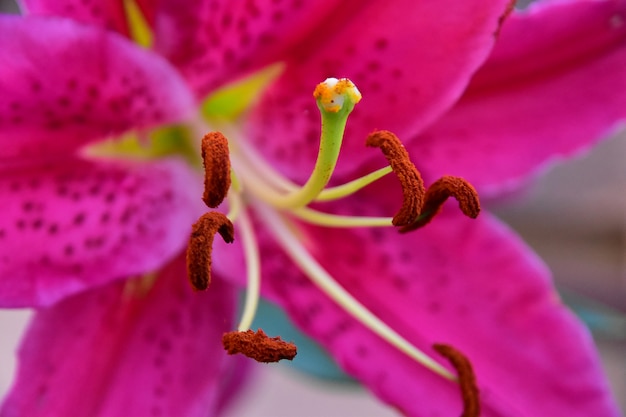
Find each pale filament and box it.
[255,202,456,382]
[234,198,262,332]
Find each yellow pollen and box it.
[313,78,362,113]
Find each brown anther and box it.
[186,212,234,291]
[366,130,425,226]
[400,176,480,233]
[201,131,231,208]
[433,343,480,417]
[222,329,297,363]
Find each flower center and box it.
[117,5,481,409]
[187,77,480,383]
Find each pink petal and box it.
[0,157,204,307]
[152,0,348,98]
[244,0,514,184]
[412,0,626,195]
[21,0,131,35]
[251,210,620,416]
[1,254,241,417]
[0,15,195,159]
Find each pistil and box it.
[238,78,362,209]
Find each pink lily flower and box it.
[1,1,624,416]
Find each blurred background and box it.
[1,0,624,415]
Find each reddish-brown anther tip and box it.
[433,343,480,417]
[201,131,231,208]
[186,211,234,291]
[222,329,297,363]
[400,175,480,233]
[366,130,425,226]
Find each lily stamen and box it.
[314,165,393,202]
[234,203,262,332]
[186,212,234,291]
[201,131,231,208]
[222,329,297,363]
[366,130,426,227]
[290,206,394,228]
[434,344,481,417]
[400,176,480,233]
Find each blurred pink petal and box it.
[0,158,203,307]
[1,254,240,417]
[153,0,349,97]
[0,15,195,160]
[21,0,131,35]
[413,0,626,193]
[245,0,514,183]
[253,209,620,416]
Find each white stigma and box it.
[314,78,362,113]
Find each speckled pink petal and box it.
[0,15,195,159]
[21,0,131,35]
[251,210,620,416]
[0,157,204,307]
[0,254,241,417]
[152,0,347,98]
[243,0,514,184]
[412,0,626,195]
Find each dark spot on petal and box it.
[392,276,410,291]
[48,224,59,235]
[32,219,43,230]
[153,356,166,368]
[31,80,42,92]
[427,301,441,313]
[153,385,166,398]
[355,345,368,357]
[143,327,158,344]
[73,212,86,226]
[391,68,403,79]
[158,339,172,353]
[374,38,388,50]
